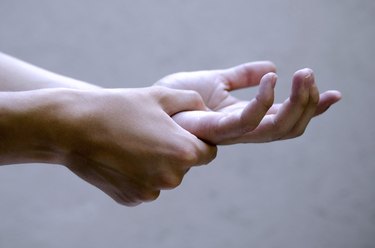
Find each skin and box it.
[156,61,342,144]
[0,53,341,206]
[0,53,217,206]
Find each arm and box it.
[0,52,99,90]
[0,53,217,206]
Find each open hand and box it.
[156,62,341,145]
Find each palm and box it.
[156,62,341,145]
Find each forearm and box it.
[0,52,100,91]
[0,89,71,165]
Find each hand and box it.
[155,62,341,144]
[37,87,217,205]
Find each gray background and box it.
[0,0,374,247]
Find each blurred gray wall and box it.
[0,0,374,247]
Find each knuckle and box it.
[115,189,160,205]
[186,90,205,109]
[151,86,169,99]
[208,146,218,163]
[111,185,159,206]
[151,86,180,102]
[114,197,141,207]
[292,128,306,138]
[280,127,306,141]
[138,190,161,202]
[173,144,199,165]
[158,173,183,189]
[187,90,201,100]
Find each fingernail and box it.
[303,69,313,87]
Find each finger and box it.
[222,61,277,91]
[314,90,342,116]
[281,74,320,139]
[173,129,218,166]
[70,162,145,206]
[218,72,277,136]
[268,69,312,138]
[173,110,222,143]
[266,90,342,116]
[169,115,218,166]
[153,86,207,115]
[239,68,312,142]
[173,73,277,145]
[120,188,160,203]
[240,72,277,132]
[190,137,218,166]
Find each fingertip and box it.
[291,68,314,99]
[321,90,342,104]
[195,139,218,165]
[268,72,278,88]
[329,90,342,102]
[258,73,277,102]
[295,68,314,75]
[315,90,342,116]
[260,72,278,88]
[293,68,314,85]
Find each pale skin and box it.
[156,62,342,144]
[0,53,341,205]
[0,53,216,206]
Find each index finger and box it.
[193,137,218,166]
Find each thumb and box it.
[153,86,208,116]
[172,110,223,144]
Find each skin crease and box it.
[0,53,341,206]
